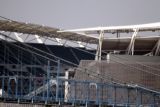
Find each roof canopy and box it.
[59,22,160,34]
[0,20,98,44]
[0,19,160,55]
[59,22,160,55]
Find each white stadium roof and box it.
[0,19,160,55]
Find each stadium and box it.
[0,16,160,107]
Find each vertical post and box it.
[46,60,50,103]
[17,77,20,103]
[85,102,88,107]
[98,84,101,107]
[86,82,89,106]
[20,78,22,98]
[96,83,99,105]
[33,77,35,101]
[131,42,134,55]
[136,88,140,107]
[117,32,120,38]
[72,81,76,106]
[99,30,104,61]
[20,58,23,99]
[127,29,138,55]
[114,87,116,106]
[43,75,45,100]
[64,71,69,102]
[29,74,32,98]
[86,82,89,107]
[74,81,76,104]
[140,91,142,106]
[59,80,62,102]
[15,77,18,98]
[2,75,4,97]
[127,88,130,107]
[106,86,109,104]
[95,30,104,61]
[56,60,60,102]
[153,94,156,107]
[7,78,10,97]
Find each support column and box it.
[64,71,69,102]
[95,30,104,61]
[43,75,45,100]
[127,88,130,107]
[2,75,4,97]
[155,39,160,56]
[136,88,141,107]
[56,60,60,102]
[46,60,50,103]
[7,78,10,97]
[114,87,117,106]
[15,77,18,99]
[29,74,32,98]
[127,29,138,55]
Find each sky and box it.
[0,0,160,29]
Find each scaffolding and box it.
[0,16,160,106]
[0,33,159,107]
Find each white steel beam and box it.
[14,32,24,42]
[35,34,43,43]
[127,29,139,55]
[155,39,160,56]
[55,38,63,45]
[0,31,5,40]
[95,30,104,61]
[77,41,84,47]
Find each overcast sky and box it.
[0,0,160,29]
